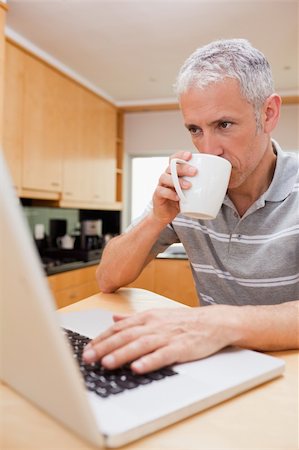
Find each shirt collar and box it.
[263,139,298,202]
[224,139,298,211]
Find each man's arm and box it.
[96,151,194,293]
[83,300,299,373]
[233,300,299,350]
[96,213,166,293]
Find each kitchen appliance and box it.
[80,220,103,250]
[42,219,103,264]
[49,219,67,248]
[56,234,75,249]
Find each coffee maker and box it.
[80,220,103,250]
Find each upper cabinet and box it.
[94,101,118,204]
[60,85,118,208]
[3,42,24,191]
[22,53,64,194]
[0,2,6,150]
[3,40,122,209]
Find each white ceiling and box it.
[5,0,299,106]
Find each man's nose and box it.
[195,135,224,156]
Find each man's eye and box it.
[219,121,232,129]
[188,126,200,135]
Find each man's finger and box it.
[130,344,179,374]
[101,334,166,370]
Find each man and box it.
[83,39,299,373]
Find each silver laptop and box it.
[0,151,285,448]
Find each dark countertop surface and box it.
[46,259,100,276]
[46,249,188,277]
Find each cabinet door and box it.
[127,260,155,292]
[94,101,117,204]
[62,87,103,203]
[62,87,118,205]
[22,54,63,192]
[61,81,86,201]
[3,42,24,189]
[78,89,103,203]
[47,265,99,309]
[52,281,99,309]
[154,259,199,307]
[0,5,5,147]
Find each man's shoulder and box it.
[274,140,298,171]
[266,142,298,201]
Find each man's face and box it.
[179,78,270,190]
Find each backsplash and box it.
[23,206,79,237]
[22,205,121,239]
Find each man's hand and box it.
[151,151,197,225]
[82,306,237,373]
[82,300,298,373]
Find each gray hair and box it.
[174,39,274,124]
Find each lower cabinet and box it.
[128,259,199,307]
[47,258,199,309]
[47,265,99,309]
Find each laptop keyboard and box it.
[63,328,178,398]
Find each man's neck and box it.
[228,145,277,217]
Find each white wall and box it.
[272,104,299,150]
[124,103,299,155]
[124,110,192,156]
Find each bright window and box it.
[131,156,169,221]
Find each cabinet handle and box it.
[51,181,60,187]
[94,194,100,199]
[65,192,73,196]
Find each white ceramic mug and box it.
[56,234,75,249]
[170,154,232,220]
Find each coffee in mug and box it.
[170,153,232,220]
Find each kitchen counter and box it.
[157,252,187,260]
[46,254,188,277]
[45,259,100,276]
[157,243,188,260]
[45,244,188,276]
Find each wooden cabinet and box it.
[116,111,124,202]
[3,40,121,209]
[128,259,199,307]
[47,258,198,310]
[0,2,5,148]
[47,265,99,309]
[3,42,24,191]
[95,101,117,204]
[60,87,118,208]
[154,259,199,306]
[127,260,156,292]
[60,81,87,202]
[22,52,63,195]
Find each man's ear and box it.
[262,94,281,133]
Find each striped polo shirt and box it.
[134,141,299,307]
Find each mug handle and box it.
[56,237,62,248]
[170,158,189,202]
